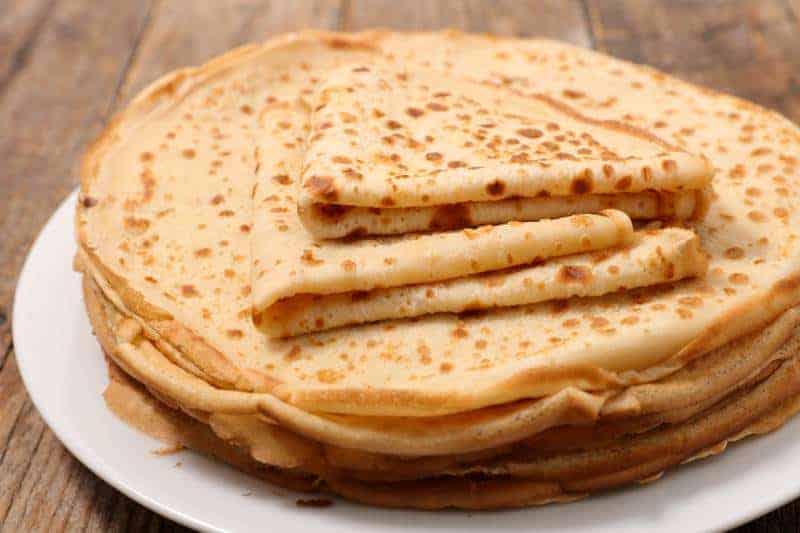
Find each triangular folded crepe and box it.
[252,91,704,336]
[251,101,636,317]
[261,227,708,337]
[297,62,713,238]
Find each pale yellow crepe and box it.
[84,272,800,458]
[301,189,706,239]
[297,62,712,238]
[251,95,635,314]
[94,272,800,489]
[261,227,707,337]
[101,309,800,508]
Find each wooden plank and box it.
[0,0,57,93]
[0,356,31,489]
[0,387,47,523]
[0,0,153,366]
[342,0,592,45]
[342,0,471,30]
[585,0,800,121]
[45,453,110,531]
[117,0,343,104]
[4,426,83,531]
[462,0,592,46]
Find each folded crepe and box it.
[77,31,800,422]
[261,227,708,337]
[251,93,702,337]
[297,62,713,239]
[302,189,706,240]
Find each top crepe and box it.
[76,31,800,417]
[297,62,713,238]
[250,84,635,313]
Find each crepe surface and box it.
[251,91,636,313]
[77,30,800,418]
[298,62,713,238]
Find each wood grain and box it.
[0,0,56,92]
[461,0,592,45]
[0,0,152,366]
[1,1,799,530]
[342,0,591,45]
[116,0,343,104]
[585,0,800,121]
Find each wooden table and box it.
[2,0,800,530]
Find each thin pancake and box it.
[84,272,800,458]
[260,227,707,337]
[103,346,800,509]
[298,62,712,237]
[250,84,635,314]
[301,189,707,239]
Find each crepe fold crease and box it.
[300,189,708,239]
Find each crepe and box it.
[77,29,800,512]
[77,31,800,419]
[297,62,712,239]
[102,359,320,493]
[83,271,800,459]
[88,256,800,507]
[330,360,800,509]
[301,189,707,239]
[251,96,637,313]
[260,227,707,337]
[102,318,800,509]
[250,57,705,331]
[97,254,800,490]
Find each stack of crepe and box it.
[75,30,800,509]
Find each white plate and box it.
[13,190,800,533]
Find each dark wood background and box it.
[2,0,800,530]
